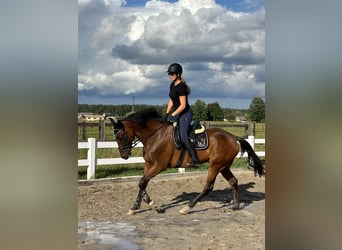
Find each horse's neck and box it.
[135,121,166,142]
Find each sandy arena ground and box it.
[78,169,265,249]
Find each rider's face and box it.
[168,72,177,80]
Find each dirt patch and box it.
[78,169,265,249]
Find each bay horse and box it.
[108,108,265,215]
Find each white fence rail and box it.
[78,136,265,180]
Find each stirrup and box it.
[186,161,201,168]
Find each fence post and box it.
[99,119,105,141]
[248,135,255,149]
[253,122,256,136]
[205,121,210,129]
[244,123,249,138]
[87,138,96,180]
[82,122,86,141]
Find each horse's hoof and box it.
[148,200,154,207]
[232,204,239,210]
[127,209,135,215]
[179,205,190,214]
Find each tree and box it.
[192,99,207,120]
[249,97,265,122]
[223,108,236,121]
[207,102,224,121]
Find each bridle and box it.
[114,129,139,152]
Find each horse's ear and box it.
[116,120,124,130]
[107,117,117,126]
[108,117,124,130]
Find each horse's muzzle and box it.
[120,148,131,160]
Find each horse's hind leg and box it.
[221,167,239,210]
[179,168,218,214]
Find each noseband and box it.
[115,129,139,151]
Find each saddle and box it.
[172,119,209,150]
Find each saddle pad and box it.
[193,131,209,150]
[173,127,209,150]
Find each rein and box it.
[140,124,166,142]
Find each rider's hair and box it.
[180,77,191,95]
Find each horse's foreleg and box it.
[142,190,154,206]
[128,176,153,215]
[128,189,144,214]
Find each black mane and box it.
[123,108,162,127]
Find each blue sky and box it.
[78,0,265,108]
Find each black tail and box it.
[237,137,265,177]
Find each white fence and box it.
[78,136,265,180]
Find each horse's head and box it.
[108,117,134,160]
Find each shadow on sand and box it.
[154,182,265,214]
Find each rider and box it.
[164,63,200,167]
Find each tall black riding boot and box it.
[183,139,201,168]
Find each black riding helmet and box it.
[167,63,183,75]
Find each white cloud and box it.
[103,0,126,6]
[78,62,157,96]
[78,0,265,106]
[78,0,92,6]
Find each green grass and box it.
[78,147,143,160]
[78,122,115,141]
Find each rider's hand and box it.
[168,115,179,123]
[163,113,171,122]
